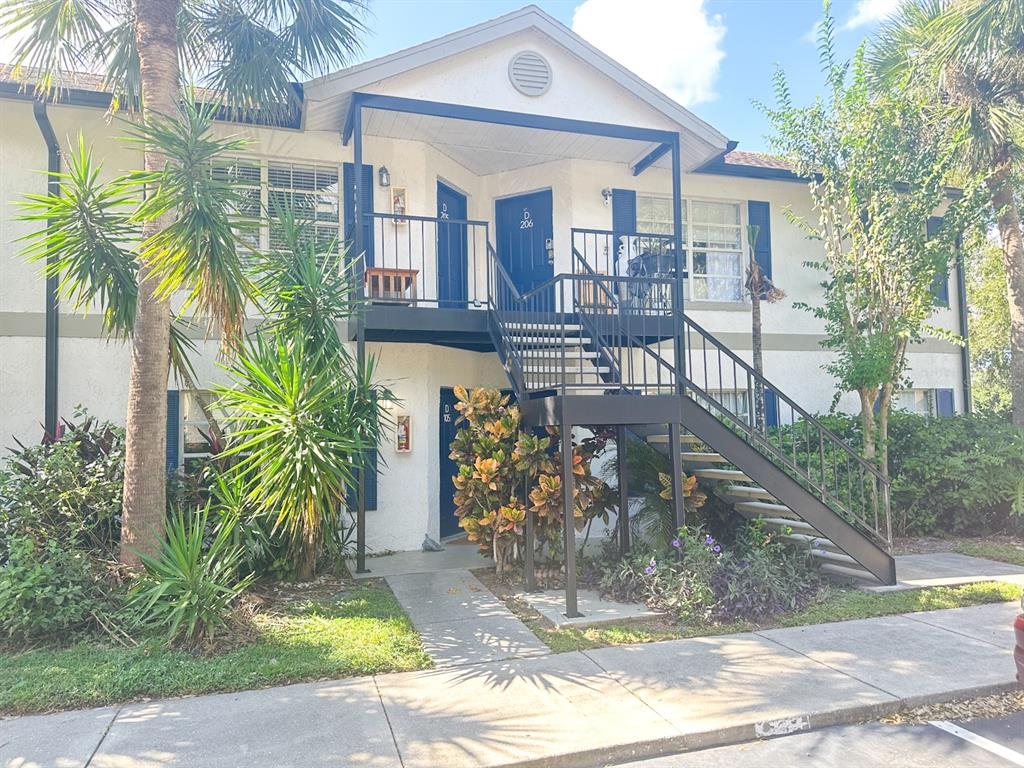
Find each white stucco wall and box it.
[0,34,968,552]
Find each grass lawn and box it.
[0,581,430,716]
[501,580,1021,654]
[954,540,1024,567]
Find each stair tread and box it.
[733,500,794,515]
[646,433,704,445]
[820,563,878,582]
[722,484,774,500]
[523,365,611,372]
[679,451,729,463]
[757,517,816,532]
[507,323,584,331]
[783,533,838,549]
[509,336,593,345]
[693,468,751,482]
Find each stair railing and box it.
[680,314,892,549]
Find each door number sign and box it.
[519,208,533,229]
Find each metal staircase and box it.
[485,242,896,588]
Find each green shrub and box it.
[0,536,113,642]
[0,410,124,558]
[599,521,822,625]
[769,412,1024,536]
[126,507,253,648]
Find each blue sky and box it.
[355,0,902,153]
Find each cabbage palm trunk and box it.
[120,0,182,564]
[985,155,1024,426]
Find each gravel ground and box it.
[893,534,1024,555]
[881,689,1024,725]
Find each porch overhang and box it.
[341,92,684,176]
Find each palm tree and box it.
[871,0,1024,425]
[2,0,367,563]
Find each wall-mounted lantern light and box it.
[378,166,391,187]
[601,187,612,207]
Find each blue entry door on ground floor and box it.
[439,387,516,540]
[495,190,554,300]
[437,181,469,308]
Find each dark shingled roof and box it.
[721,149,795,172]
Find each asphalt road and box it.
[615,711,1024,767]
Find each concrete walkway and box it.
[385,569,549,667]
[3,600,1020,768]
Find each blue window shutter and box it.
[347,447,378,512]
[763,389,779,428]
[927,216,950,307]
[934,388,955,417]
[611,189,636,276]
[166,390,180,473]
[343,163,375,267]
[747,200,772,283]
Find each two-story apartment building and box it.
[0,6,967,588]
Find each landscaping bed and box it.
[477,569,1020,653]
[0,577,429,716]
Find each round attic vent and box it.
[508,51,552,96]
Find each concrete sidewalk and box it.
[2,601,1020,768]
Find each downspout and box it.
[31,100,60,436]
[956,251,972,413]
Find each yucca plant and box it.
[127,507,253,648]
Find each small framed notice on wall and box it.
[395,414,412,453]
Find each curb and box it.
[488,680,1022,768]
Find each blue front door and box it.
[495,190,553,298]
[437,182,468,308]
[439,387,463,538]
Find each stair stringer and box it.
[680,395,897,585]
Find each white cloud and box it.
[571,0,726,108]
[803,20,823,44]
[842,0,902,30]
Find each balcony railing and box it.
[364,212,490,309]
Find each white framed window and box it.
[219,158,342,255]
[181,390,215,473]
[709,389,750,422]
[635,195,745,302]
[894,389,934,417]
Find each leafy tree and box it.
[871,0,1024,425]
[760,9,980,477]
[2,0,367,563]
[967,236,1013,413]
[745,223,785,431]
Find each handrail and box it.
[367,211,490,227]
[682,315,887,483]
[680,313,892,547]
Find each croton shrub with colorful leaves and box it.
[449,387,616,576]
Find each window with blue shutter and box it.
[934,388,955,417]
[747,201,772,291]
[927,216,950,307]
[611,189,637,276]
[343,163,374,267]
[763,389,779,429]
[166,390,180,473]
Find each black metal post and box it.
[670,136,686,390]
[669,422,685,530]
[562,418,580,618]
[616,425,631,556]
[354,103,369,575]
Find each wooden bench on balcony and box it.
[365,267,418,305]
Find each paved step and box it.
[693,468,751,483]
[679,451,730,464]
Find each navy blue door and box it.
[495,190,553,298]
[343,163,374,266]
[439,387,463,538]
[437,182,468,308]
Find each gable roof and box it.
[303,5,729,155]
